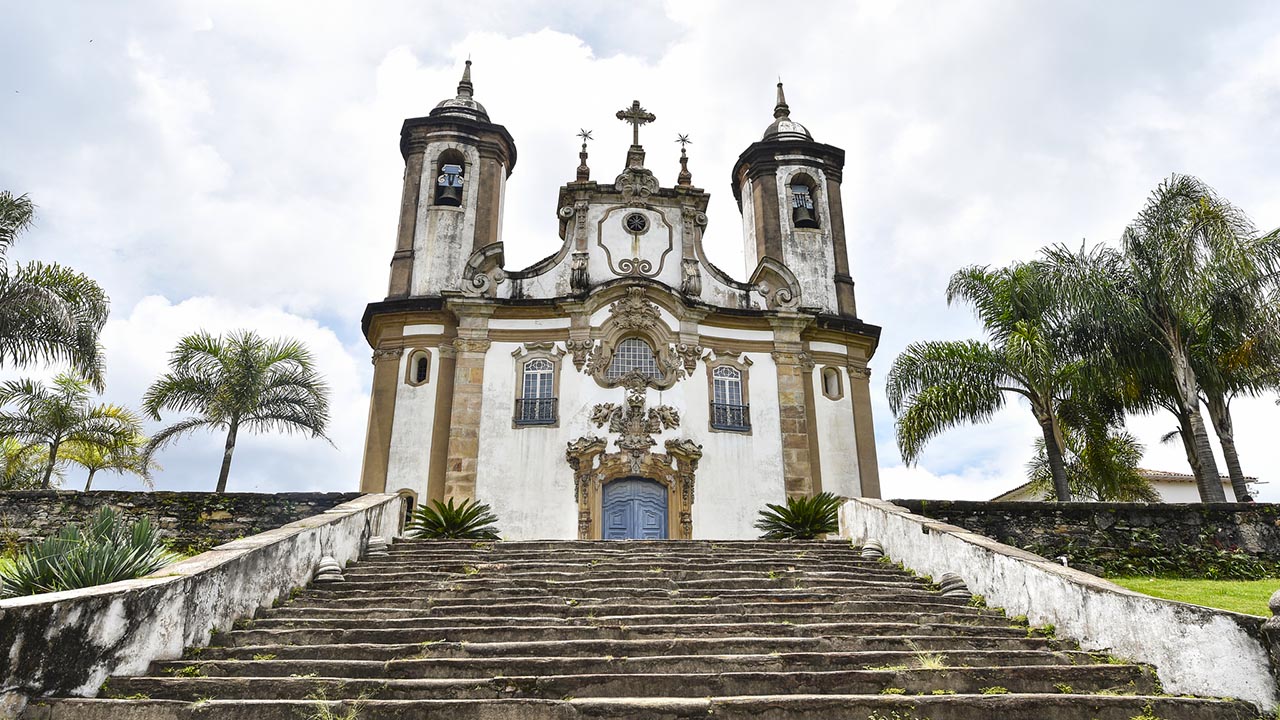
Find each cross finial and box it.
[616,100,656,146]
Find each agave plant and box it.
[754,492,844,540]
[0,507,179,597]
[405,498,501,540]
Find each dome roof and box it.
[430,61,490,123]
[761,82,813,142]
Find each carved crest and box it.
[589,385,681,473]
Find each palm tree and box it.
[0,374,141,488]
[1042,175,1280,502]
[887,261,1093,501]
[62,432,157,492]
[1,438,52,491]
[142,330,331,493]
[0,192,110,388]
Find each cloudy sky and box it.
[3,1,1280,501]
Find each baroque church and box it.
[358,62,882,540]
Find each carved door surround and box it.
[565,380,702,540]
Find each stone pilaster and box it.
[848,361,881,498]
[387,141,426,298]
[770,315,816,498]
[359,347,404,492]
[442,301,496,501]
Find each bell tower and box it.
[385,61,518,299]
[732,83,857,316]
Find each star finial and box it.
[676,134,692,187]
[676,133,691,150]
[575,129,593,182]
[576,128,594,144]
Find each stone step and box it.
[296,586,954,604]
[104,663,1157,701]
[340,563,911,579]
[269,597,982,618]
[376,549,874,563]
[324,576,928,594]
[153,649,1100,679]
[250,609,1001,628]
[200,634,1057,662]
[344,559,904,574]
[29,694,1259,720]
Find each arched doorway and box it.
[601,477,668,540]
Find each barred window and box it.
[522,358,555,399]
[606,338,661,380]
[712,365,743,406]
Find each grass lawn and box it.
[1111,576,1280,616]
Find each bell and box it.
[436,181,463,207]
[793,204,819,229]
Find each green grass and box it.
[1111,576,1280,616]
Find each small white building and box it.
[357,64,883,540]
[992,469,1261,503]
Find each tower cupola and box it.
[761,82,813,142]
[431,60,489,122]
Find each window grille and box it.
[605,338,661,380]
[517,358,557,425]
[711,366,750,430]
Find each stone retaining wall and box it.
[841,497,1280,712]
[0,491,363,554]
[0,493,407,703]
[890,499,1280,568]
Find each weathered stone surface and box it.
[0,491,361,554]
[891,498,1280,567]
[23,539,1262,719]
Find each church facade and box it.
[358,63,882,540]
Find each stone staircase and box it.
[25,540,1259,719]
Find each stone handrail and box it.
[840,497,1280,712]
[0,493,406,703]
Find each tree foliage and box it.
[143,330,331,493]
[1,437,53,491]
[0,191,109,388]
[0,373,141,489]
[887,261,1103,500]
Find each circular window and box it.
[623,212,649,234]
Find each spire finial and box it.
[576,129,593,182]
[457,59,474,99]
[616,99,656,169]
[676,134,692,187]
[774,79,790,120]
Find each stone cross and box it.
[616,100,656,146]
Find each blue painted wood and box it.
[601,477,668,540]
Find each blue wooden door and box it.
[601,478,668,540]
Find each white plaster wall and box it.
[698,325,774,342]
[812,365,861,497]
[489,317,571,330]
[385,348,442,500]
[840,498,1280,711]
[1157,481,1243,502]
[412,142,481,296]
[774,164,838,313]
[471,338,788,540]
[681,352,786,538]
[585,203,683,290]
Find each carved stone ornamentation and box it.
[848,364,872,380]
[673,342,703,374]
[511,342,566,360]
[461,243,507,299]
[570,252,590,293]
[371,347,404,364]
[771,349,814,370]
[565,339,594,371]
[681,258,702,297]
[590,385,681,474]
[453,338,492,354]
[611,287,663,332]
[614,168,660,199]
